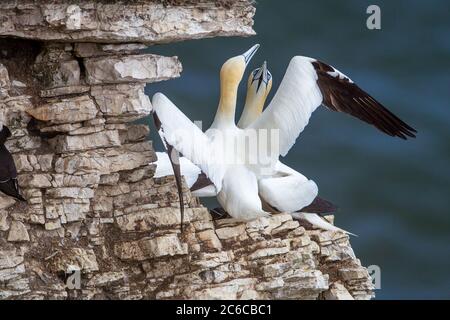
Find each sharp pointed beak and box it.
[261,60,268,83]
[242,44,260,66]
[255,61,268,93]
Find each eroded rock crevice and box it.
[0,0,373,300]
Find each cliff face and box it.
[0,0,374,300]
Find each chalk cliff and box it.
[0,0,374,300]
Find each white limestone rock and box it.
[0,210,10,231]
[40,85,90,98]
[91,83,152,120]
[45,187,94,199]
[84,54,182,84]
[49,130,121,153]
[7,221,30,242]
[0,196,16,210]
[115,207,210,231]
[27,95,98,125]
[323,282,355,300]
[74,43,147,58]
[54,143,154,175]
[114,234,188,261]
[0,1,255,43]
[49,248,99,273]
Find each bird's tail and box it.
[290,212,357,236]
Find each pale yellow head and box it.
[213,44,260,126]
[238,61,273,128]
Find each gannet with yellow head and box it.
[153,59,272,198]
[153,45,415,232]
[237,61,273,128]
[153,59,345,232]
[209,44,260,130]
[152,44,262,226]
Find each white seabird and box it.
[153,44,261,226]
[153,60,342,232]
[153,57,319,207]
[152,47,416,229]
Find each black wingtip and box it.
[394,127,417,140]
[152,111,162,131]
[152,110,185,231]
[313,59,418,141]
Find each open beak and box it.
[242,44,260,66]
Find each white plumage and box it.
[152,62,320,215]
[152,56,326,221]
[258,162,318,213]
[152,49,415,234]
[152,56,325,220]
[250,57,323,159]
[153,152,217,197]
[152,92,226,191]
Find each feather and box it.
[291,212,357,236]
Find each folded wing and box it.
[259,175,318,213]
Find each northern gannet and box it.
[152,47,416,227]
[0,124,26,202]
[153,61,339,230]
[237,62,320,214]
[152,64,270,197]
[153,62,273,197]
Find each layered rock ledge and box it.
[0,0,374,300]
[0,0,255,43]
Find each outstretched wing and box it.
[152,93,224,191]
[250,56,416,158]
[313,59,416,139]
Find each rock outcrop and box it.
[0,0,374,300]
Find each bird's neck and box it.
[212,78,239,129]
[238,93,264,128]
